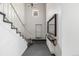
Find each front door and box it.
[35,24,42,39]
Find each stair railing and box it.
[1,3,33,41]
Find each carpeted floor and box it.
[22,40,51,56]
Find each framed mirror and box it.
[47,14,57,36]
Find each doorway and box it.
[35,24,42,39]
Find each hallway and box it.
[22,40,51,56]
[0,3,61,56]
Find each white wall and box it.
[25,3,46,39]
[62,3,79,56]
[46,3,62,56]
[12,3,25,24]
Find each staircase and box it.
[2,3,33,44]
[0,3,32,56]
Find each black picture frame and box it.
[47,14,57,36]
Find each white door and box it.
[35,24,42,39]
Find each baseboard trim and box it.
[32,39,46,41]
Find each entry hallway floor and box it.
[22,40,51,56]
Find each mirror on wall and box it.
[47,14,57,36]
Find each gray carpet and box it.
[22,41,51,56]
